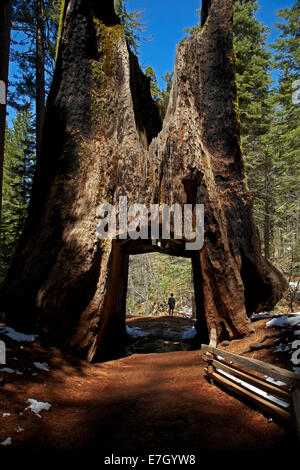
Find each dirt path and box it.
[0,316,298,458]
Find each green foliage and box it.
[183,9,201,37]
[145,67,173,119]
[233,0,299,266]
[9,0,60,108]
[233,0,275,258]
[0,109,36,280]
[114,0,149,55]
[271,0,300,271]
[126,253,194,316]
[145,66,161,100]
[233,1,272,136]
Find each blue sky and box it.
[126,0,295,89]
[7,0,295,125]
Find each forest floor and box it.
[0,306,299,461]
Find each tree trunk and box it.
[0,0,288,360]
[35,0,45,160]
[263,154,272,259]
[0,0,12,240]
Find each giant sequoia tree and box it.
[0,0,287,361]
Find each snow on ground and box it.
[217,368,290,408]
[266,314,300,329]
[0,326,38,342]
[126,326,150,338]
[265,314,300,375]
[179,306,193,317]
[265,376,287,387]
[2,413,10,417]
[289,281,300,290]
[25,399,51,418]
[0,367,23,375]
[274,342,293,353]
[33,361,50,371]
[1,437,12,446]
[181,327,197,340]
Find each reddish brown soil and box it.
[0,315,298,460]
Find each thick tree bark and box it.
[0,0,287,360]
[0,0,12,240]
[35,0,45,160]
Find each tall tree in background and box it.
[145,66,161,101]
[10,0,60,157]
[272,0,300,272]
[0,108,36,280]
[114,0,149,54]
[35,0,45,158]
[233,0,275,258]
[0,0,13,240]
[145,67,173,119]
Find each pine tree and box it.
[183,8,201,37]
[0,108,36,280]
[233,1,276,258]
[159,72,173,118]
[114,0,149,55]
[271,0,300,271]
[0,0,13,240]
[9,0,60,157]
[145,66,161,101]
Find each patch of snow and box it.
[217,369,290,408]
[217,355,224,361]
[181,327,197,340]
[33,362,50,371]
[0,367,15,374]
[265,376,287,387]
[1,437,12,446]
[266,314,300,329]
[0,326,38,342]
[251,312,278,322]
[126,326,150,338]
[2,413,10,417]
[274,343,291,353]
[16,427,24,433]
[0,367,23,375]
[25,399,51,418]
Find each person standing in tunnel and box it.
[168,293,176,317]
